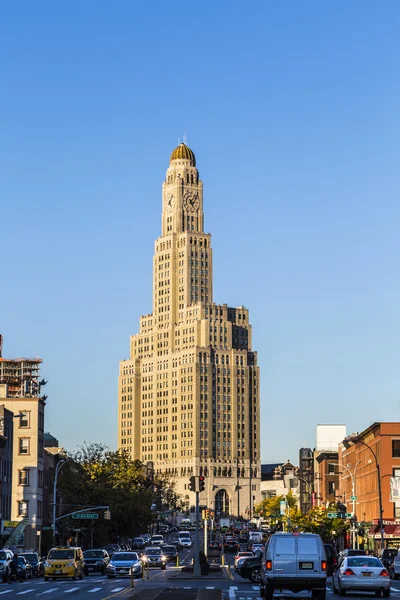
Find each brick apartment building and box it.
[339,422,400,549]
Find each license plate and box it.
[300,562,313,570]
[88,567,93,570]
[362,572,372,577]
[55,569,62,574]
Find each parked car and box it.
[141,547,167,569]
[131,538,146,551]
[0,550,13,583]
[83,549,109,575]
[260,533,327,600]
[14,556,33,580]
[160,545,178,562]
[324,544,338,576]
[20,552,43,577]
[339,549,366,560]
[238,555,263,583]
[106,552,142,579]
[332,555,390,597]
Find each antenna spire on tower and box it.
[183,131,187,144]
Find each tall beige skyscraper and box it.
[118,143,260,517]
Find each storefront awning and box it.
[369,525,400,538]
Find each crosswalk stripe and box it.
[16,591,35,596]
[0,591,12,596]
[111,588,124,593]
[64,587,80,594]
[88,588,102,593]
[206,587,215,590]
[37,589,60,596]
[252,587,259,590]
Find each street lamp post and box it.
[333,461,361,548]
[52,459,71,545]
[343,436,385,551]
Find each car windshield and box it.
[112,553,138,562]
[134,538,144,542]
[239,552,253,557]
[22,554,38,561]
[145,548,161,555]
[348,557,381,568]
[84,551,103,558]
[48,550,74,560]
[17,557,26,565]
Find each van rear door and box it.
[273,536,297,577]
[296,536,320,575]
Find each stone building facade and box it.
[118,143,261,517]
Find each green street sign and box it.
[345,513,353,518]
[327,512,338,518]
[350,496,357,500]
[72,513,98,520]
[42,526,53,531]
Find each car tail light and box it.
[379,569,390,577]
[343,569,355,576]
[321,561,327,571]
[266,560,272,570]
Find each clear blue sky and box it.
[1,1,399,462]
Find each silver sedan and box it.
[333,556,391,597]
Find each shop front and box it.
[368,519,400,551]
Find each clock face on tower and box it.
[183,191,200,212]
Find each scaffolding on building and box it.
[0,335,43,398]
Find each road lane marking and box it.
[88,588,102,593]
[206,587,215,589]
[37,589,60,595]
[252,587,259,591]
[110,588,124,593]
[64,587,80,593]
[16,591,35,596]
[229,586,238,600]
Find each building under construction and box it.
[0,335,43,398]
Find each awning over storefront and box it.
[369,525,400,538]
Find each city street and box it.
[0,567,400,600]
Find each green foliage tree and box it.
[254,494,348,542]
[57,443,180,547]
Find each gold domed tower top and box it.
[170,143,196,166]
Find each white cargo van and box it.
[260,533,327,600]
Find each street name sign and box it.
[350,496,357,500]
[345,513,353,518]
[72,513,98,520]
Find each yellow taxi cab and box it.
[44,546,84,580]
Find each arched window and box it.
[215,489,229,516]
[191,174,194,184]
[186,173,189,183]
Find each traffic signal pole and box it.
[204,516,208,556]
[194,488,201,577]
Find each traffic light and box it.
[104,510,111,520]
[189,475,196,492]
[199,475,205,492]
[205,509,210,519]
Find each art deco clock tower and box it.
[118,143,261,519]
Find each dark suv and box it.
[83,549,110,575]
[20,552,43,577]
